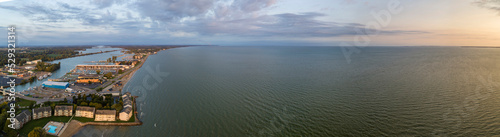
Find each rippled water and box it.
[74,46,500,136]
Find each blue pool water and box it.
[48,125,57,134]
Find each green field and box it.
[16,98,35,107]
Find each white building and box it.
[26,59,42,65]
[119,92,133,121]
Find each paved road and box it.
[99,55,148,92]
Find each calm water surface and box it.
[12,49,124,92]
[74,46,500,136]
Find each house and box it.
[119,107,133,121]
[119,92,133,121]
[32,106,52,119]
[75,106,95,118]
[13,110,31,129]
[55,105,73,116]
[26,59,42,65]
[95,110,116,121]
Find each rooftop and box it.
[42,81,69,86]
[55,105,73,111]
[33,106,51,114]
[96,109,116,115]
[15,110,31,121]
[76,106,95,112]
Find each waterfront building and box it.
[75,106,95,118]
[55,105,73,116]
[119,92,133,121]
[32,106,52,119]
[95,110,116,121]
[14,110,31,129]
[42,81,69,89]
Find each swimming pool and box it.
[47,125,57,134]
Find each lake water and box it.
[72,46,500,136]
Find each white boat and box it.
[48,73,52,76]
[43,74,47,78]
[38,76,43,80]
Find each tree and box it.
[96,70,101,75]
[28,127,45,137]
[112,103,123,112]
[104,72,113,79]
[81,102,88,106]
[118,69,123,74]
[29,102,35,110]
[4,120,18,137]
[18,60,27,66]
[0,112,7,130]
[89,102,103,109]
[88,81,92,84]
[50,102,56,109]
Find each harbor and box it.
[0,46,160,137]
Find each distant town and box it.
[0,45,186,137]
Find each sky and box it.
[0,0,499,46]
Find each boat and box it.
[38,76,43,80]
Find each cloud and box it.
[474,0,500,14]
[0,0,427,45]
[135,0,215,21]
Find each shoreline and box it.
[58,55,149,137]
[59,95,142,137]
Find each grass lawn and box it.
[18,116,71,136]
[16,98,35,107]
[72,117,94,123]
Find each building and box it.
[133,55,143,59]
[26,59,42,65]
[13,110,31,129]
[55,105,73,116]
[75,106,95,118]
[24,66,35,70]
[76,75,101,83]
[119,92,133,121]
[42,81,69,89]
[32,106,52,119]
[95,110,116,121]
